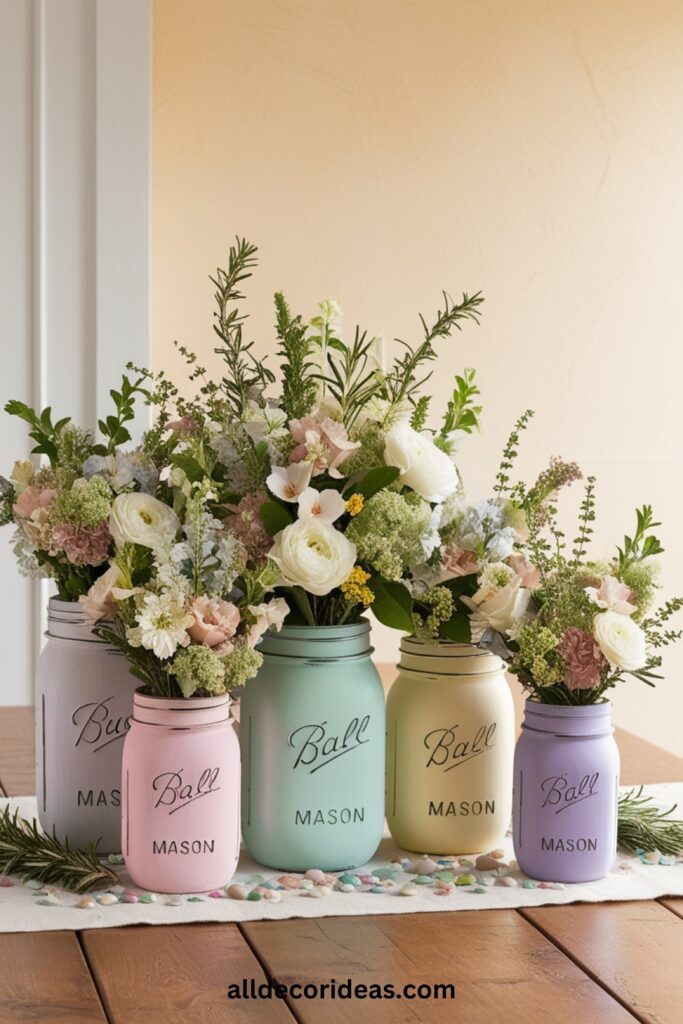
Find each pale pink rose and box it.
[557,627,607,690]
[13,485,56,519]
[462,579,531,641]
[508,553,541,590]
[188,596,241,651]
[585,575,637,616]
[80,564,122,621]
[51,521,112,566]
[440,542,479,578]
[297,487,346,524]
[289,416,360,478]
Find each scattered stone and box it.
[107,853,125,864]
[166,895,183,906]
[247,873,266,884]
[187,896,204,902]
[410,856,438,875]
[434,882,454,894]
[121,893,139,904]
[660,854,676,866]
[338,873,361,886]
[433,870,455,882]
[227,883,248,900]
[208,890,225,899]
[616,862,633,872]
[483,876,496,887]
[265,891,282,903]
[522,879,538,889]
[246,891,263,902]
[359,874,379,885]
[537,881,554,889]
[304,868,326,884]
[437,857,455,865]
[338,883,355,893]
[98,893,119,905]
[475,855,504,871]
[458,858,474,868]
[0,876,14,887]
[370,885,387,894]
[490,849,505,860]
[306,887,325,899]
[299,879,314,890]
[37,898,59,906]
[24,879,42,890]
[496,876,518,887]
[139,892,157,904]
[109,884,125,895]
[414,874,433,885]
[472,887,487,894]
[643,850,660,864]
[455,873,476,886]
[399,883,419,896]
[549,883,566,890]
[77,897,96,909]
[278,875,302,890]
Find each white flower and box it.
[593,611,647,671]
[109,493,180,551]
[384,421,458,503]
[420,505,443,560]
[462,578,532,641]
[126,591,194,660]
[10,460,34,496]
[246,597,290,646]
[243,399,288,446]
[267,463,313,502]
[270,518,357,596]
[297,487,346,524]
[585,575,637,616]
[310,299,342,331]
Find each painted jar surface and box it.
[386,638,515,854]
[35,598,137,852]
[513,700,620,882]
[121,690,240,893]
[241,620,385,871]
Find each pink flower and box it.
[13,485,56,519]
[556,627,607,690]
[508,553,541,590]
[223,492,272,562]
[188,596,241,654]
[51,521,112,566]
[166,415,199,435]
[440,542,479,578]
[289,417,360,478]
[585,575,637,616]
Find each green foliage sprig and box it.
[0,807,119,892]
[438,368,482,443]
[4,402,71,466]
[275,292,317,421]
[493,409,534,501]
[617,786,683,855]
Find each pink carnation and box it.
[188,596,241,655]
[51,520,112,566]
[440,542,479,578]
[556,627,607,690]
[223,492,272,562]
[288,416,360,478]
[13,484,56,519]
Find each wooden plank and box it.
[0,932,107,1023]
[242,911,636,1024]
[82,923,296,1023]
[659,897,683,920]
[521,901,683,1024]
[0,706,34,796]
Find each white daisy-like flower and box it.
[126,591,194,660]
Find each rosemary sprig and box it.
[617,786,683,856]
[0,808,120,892]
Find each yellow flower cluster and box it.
[341,565,374,605]
[345,493,364,517]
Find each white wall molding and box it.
[0,0,152,704]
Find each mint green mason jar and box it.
[240,620,386,871]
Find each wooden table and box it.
[1,683,682,1024]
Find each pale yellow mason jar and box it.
[386,638,515,854]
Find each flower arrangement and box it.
[156,237,485,630]
[0,377,161,599]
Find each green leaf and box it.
[369,576,414,632]
[351,465,400,501]
[439,613,472,643]
[260,500,294,537]
[170,452,205,483]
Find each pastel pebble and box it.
[24,880,42,890]
[458,859,474,868]
[0,877,15,887]
[278,875,302,890]
[537,881,554,889]
[97,893,118,905]
[489,849,505,860]
[437,857,455,864]
[208,890,225,899]
[414,874,432,885]
[38,898,59,906]
[359,874,378,885]
[304,869,326,884]
[496,876,518,888]
[338,874,361,886]
[306,887,324,899]
[338,883,355,893]
[473,887,487,894]
[455,874,476,886]
[643,850,660,864]
[435,882,454,894]
[399,883,419,896]
[410,856,438,875]
[265,891,282,903]
[227,884,248,900]
[617,862,633,872]
[483,876,496,886]
[522,880,538,889]
[660,855,676,866]
[476,855,504,871]
[121,894,139,904]
[374,868,397,880]
[370,885,387,894]
[166,895,183,906]
[434,888,450,896]
[139,892,157,903]
[433,870,455,882]
[253,886,271,896]
[299,879,314,890]
[187,896,204,902]
[247,873,266,884]
[107,853,125,864]
[77,897,96,909]
[549,883,566,890]
[109,885,125,895]
[246,891,263,901]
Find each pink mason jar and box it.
[121,690,240,893]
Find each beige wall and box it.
[153,0,683,755]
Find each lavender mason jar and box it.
[513,700,620,882]
[35,598,138,851]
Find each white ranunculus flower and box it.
[109,493,180,551]
[269,518,357,596]
[593,611,647,671]
[462,578,531,642]
[384,421,458,503]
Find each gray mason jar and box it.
[35,598,138,851]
